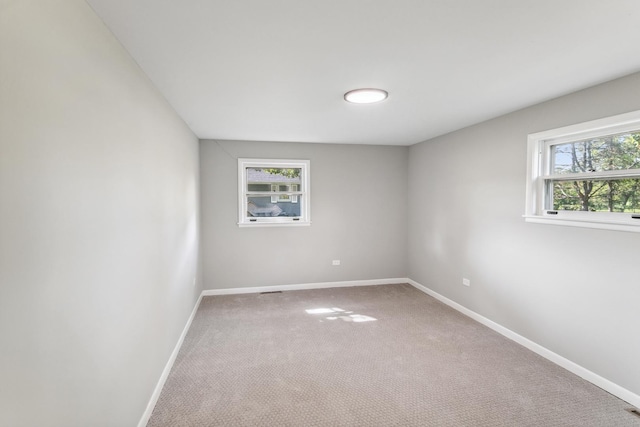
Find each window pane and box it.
[246,167,302,185]
[549,178,640,212]
[247,184,270,192]
[239,159,309,226]
[247,196,302,217]
[551,131,640,174]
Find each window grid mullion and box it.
[246,192,304,196]
[544,168,640,181]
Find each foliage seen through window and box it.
[549,131,640,213]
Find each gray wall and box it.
[200,140,408,289]
[0,1,201,426]
[408,72,640,397]
[3,1,638,423]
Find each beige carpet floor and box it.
[147,283,639,426]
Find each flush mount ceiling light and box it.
[344,88,388,104]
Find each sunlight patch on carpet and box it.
[306,307,377,322]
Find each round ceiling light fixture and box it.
[344,88,388,104]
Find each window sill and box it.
[523,215,640,233]
[238,221,311,228]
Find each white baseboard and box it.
[201,277,406,296]
[406,278,640,409]
[137,293,204,427]
[139,277,638,427]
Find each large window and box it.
[525,110,640,232]
[238,159,310,227]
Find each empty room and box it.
[2,0,640,426]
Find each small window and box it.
[238,159,310,227]
[525,110,640,232]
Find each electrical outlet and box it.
[462,278,470,287]
[332,260,341,266]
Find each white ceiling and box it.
[86,0,640,146]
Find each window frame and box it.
[525,110,640,233]
[238,158,310,227]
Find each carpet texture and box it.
[147,284,638,426]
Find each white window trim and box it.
[524,109,640,233]
[238,158,310,227]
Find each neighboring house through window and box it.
[238,159,310,226]
[525,110,640,232]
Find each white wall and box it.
[200,140,408,289]
[0,1,201,426]
[408,72,640,399]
